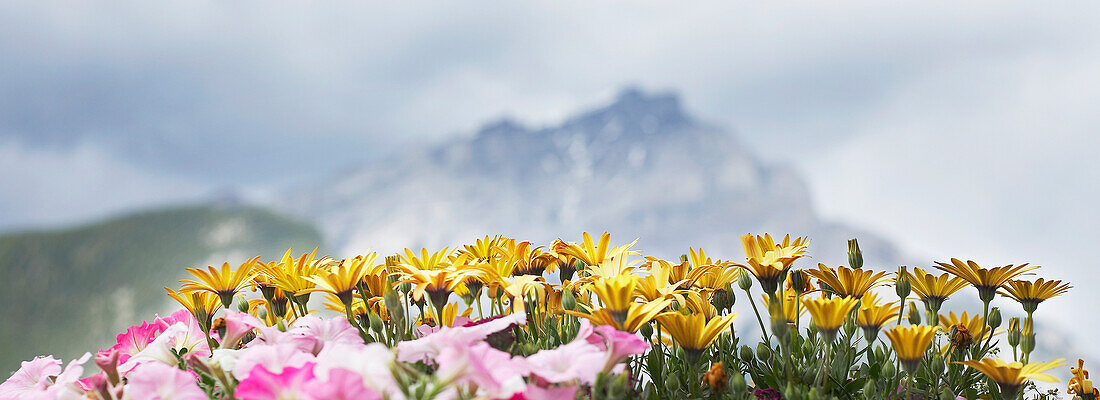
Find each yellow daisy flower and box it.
[180,257,260,307]
[932,258,1037,302]
[958,358,1065,399]
[802,296,859,339]
[806,264,889,299]
[740,233,809,295]
[656,312,738,360]
[999,278,1071,314]
[884,325,938,373]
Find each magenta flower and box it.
[754,388,782,400]
[304,368,381,400]
[93,348,122,385]
[124,362,207,400]
[118,321,211,375]
[592,325,648,371]
[219,311,266,349]
[109,320,168,364]
[233,343,315,380]
[235,362,317,400]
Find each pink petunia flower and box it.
[520,384,579,400]
[313,342,396,396]
[118,321,211,375]
[235,362,317,400]
[109,320,168,365]
[415,315,475,337]
[397,312,526,363]
[0,353,92,400]
[233,344,315,380]
[249,325,319,354]
[155,309,196,327]
[435,341,528,398]
[124,362,207,400]
[219,311,266,349]
[525,340,606,385]
[304,368,382,400]
[287,315,363,354]
[591,325,648,371]
[0,356,63,398]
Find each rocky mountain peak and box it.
[474,117,529,139]
[561,86,694,136]
[280,87,901,269]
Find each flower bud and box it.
[640,322,653,340]
[908,301,922,325]
[236,296,250,313]
[756,342,772,361]
[561,289,577,311]
[740,345,754,363]
[784,382,796,400]
[940,388,956,400]
[790,269,807,294]
[848,239,863,269]
[1007,317,1021,347]
[843,314,857,337]
[801,338,815,357]
[368,310,384,333]
[771,314,790,340]
[987,307,1002,330]
[384,289,404,324]
[1021,335,1036,354]
[881,361,895,378]
[862,381,876,400]
[931,353,945,375]
[712,288,731,311]
[94,349,121,386]
[895,267,911,300]
[730,373,747,393]
[738,269,753,291]
[1021,318,1036,353]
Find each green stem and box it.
[744,287,772,348]
[896,298,906,327]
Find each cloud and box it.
[1,1,1094,182]
[806,44,1100,348]
[0,137,207,230]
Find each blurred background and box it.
[1,1,1096,377]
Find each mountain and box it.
[280,87,902,266]
[0,204,322,373]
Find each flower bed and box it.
[0,233,1093,400]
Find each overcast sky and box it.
[2,1,1098,353]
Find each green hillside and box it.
[0,204,323,372]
